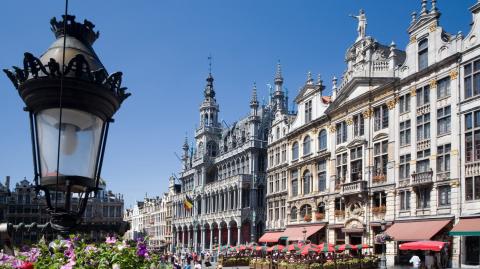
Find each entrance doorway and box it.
[349,234,362,245]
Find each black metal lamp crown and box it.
[3,15,130,232]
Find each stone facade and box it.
[263,1,480,267]
[0,176,124,244]
[170,72,274,253]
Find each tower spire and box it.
[250,82,259,117]
[274,60,283,86]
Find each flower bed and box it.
[222,257,250,267]
[0,235,162,269]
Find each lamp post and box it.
[380,219,387,269]
[3,14,130,234]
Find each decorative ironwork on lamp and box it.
[3,15,130,233]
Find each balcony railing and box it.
[411,170,433,186]
[466,161,480,177]
[342,180,368,195]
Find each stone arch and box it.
[300,204,312,221]
[241,219,251,244]
[229,219,239,246]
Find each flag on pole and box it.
[183,195,193,210]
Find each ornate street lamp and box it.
[3,15,130,232]
[380,219,387,269]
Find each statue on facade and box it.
[350,9,367,41]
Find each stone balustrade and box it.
[466,161,480,177]
[411,170,433,186]
[342,180,368,195]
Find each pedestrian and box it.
[194,260,202,269]
[425,251,435,269]
[409,253,421,268]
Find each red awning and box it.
[281,224,325,241]
[385,219,451,241]
[258,231,284,243]
[450,217,480,236]
[399,241,448,252]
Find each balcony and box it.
[411,170,433,186]
[466,161,480,177]
[342,180,368,195]
[417,140,430,151]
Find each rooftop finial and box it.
[251,82,258,104]
[332,76,338,90]
[421,0,428,15]
[411,11,417,23]
[431,0,438,13]
[307,71,313,84]
[316,74,323,86]
[183,135,189,150]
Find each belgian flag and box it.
[183,195,193,210]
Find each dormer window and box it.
[418,39,428,71]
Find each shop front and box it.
[450,216,480,266]
[385,218,453,266]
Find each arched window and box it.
[300,204,312,219]
[276,127,280,139]
[418,39,428,70]
[303,136,311,155]
[292,142,299,160]
[303,170,311,195]
[318,130,327,150]
[291,207,297,221]
[206,141,218,157]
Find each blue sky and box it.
[0,0,473,208]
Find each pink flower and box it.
[60,259,76,269]
[106,236,117,244]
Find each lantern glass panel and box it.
[36,108,103,180]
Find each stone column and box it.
[218,227,222,252]
[193,227,198,252]
[234,188,237,209]
[239,187,243,209]
[237,227,241,245]
[201,227,206,252]
[209,227,214,252]
[227,225,231,246]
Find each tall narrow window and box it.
[399,154,411,181]
[305,100,312,123]
[400,190,411,210]
[350,146,363,182]
[465,110,480,162]
[418,39,428,70]
[303,136,311,155]
[465,176,480,201]
[281,171,287,190]
[437,77,451,99]
[318,130,327,151]
[291,170,298,197]
[417,113,431,141]
[317,160,327,192]
[336,121,347,144]
[281,144,286,162]
[464,60,480,99]
[437,106,451,136]
[353,113,365,136]
[292,142,299,160]
[417,187,431,209]
[399,93,411,114]
[336,153,348,186]
[416,85,430,107]
[400,120,411,146]
[438,185,451,206]
[303,170,311,195]
[374,105,389,131]
[373,140,388,178]
[437,144,451,174]
[291,207,297,221]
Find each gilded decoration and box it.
[430,154,437,160]
[450,179,460,188]
[346,117,354,126]
[362,108,373,119]
[429,79,437,89]
[450,69,459,80]
[410,86,417,96]
[429,23,437,33]
[328,125,336,133]
[386,99,397,110]
[410,35,417,43]
[451,149,459,156]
